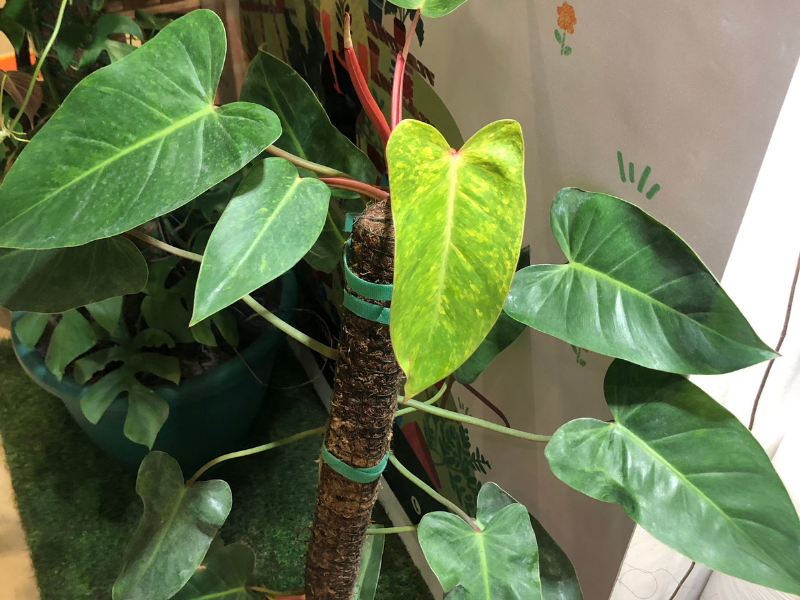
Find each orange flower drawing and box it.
[555,2,577,56]
[557,2,577,34]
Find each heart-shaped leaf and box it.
[239,49,377,185]
[113,452,232,600]
[387,0,470,18]
[0,237,148,312]
[388,119,526,397]
[505,189,775,374]
[172,544,258,600]
[477,483,583,600]
[45,309,98,381]
[546,359,800,594]
[419,483,542,599]
[192,158,330,323]
[0,9,281,249]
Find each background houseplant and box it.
[0,2,798,600]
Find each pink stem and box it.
[319,177,390,201]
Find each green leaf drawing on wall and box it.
[419,482,543,599]
[506,188,775,375]
[388,0,470,18]
[0,10,281,249]
[193,158,330,324]
[546,360,800,594]
[113,452,232,600]
[477,483,583,600]
[0,237,148,313]
[172,544,259,600]
[388,119,526,397]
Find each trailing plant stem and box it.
[401,399,551,443]
[8,0,69,136]
[394,382,448,418]
[319,177,389,200]
[388,453,478,530]
[366,525,418,535]
[186,426,326,486]
[266,145,352,178]
[127,229,340,360]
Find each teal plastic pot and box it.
[11,271,298,475]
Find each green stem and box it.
[401,399,551,443]
[266,145,352,179]
[394,383,448,418]
[186,426,325,486]
[388,453,478,530]
[9,0,69,136]
[248,585,305,598]
[367,525,418,535]
[128,229,340,361]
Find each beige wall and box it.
[411,2,800,599]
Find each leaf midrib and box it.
[614,422,795,581]
[567,261,764,353]
[3,104,215,229]
[475,530,491,600]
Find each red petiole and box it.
[319,177,390,201]
[344,14,391,148]
[391,10,420,129]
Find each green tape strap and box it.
[321,444,389,483]
[343,240,393,302]
[345,212,359,233]
[344,290,390,324]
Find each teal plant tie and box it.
[321,445,389,483]
[343,291,391,324]
[343,241,393,301]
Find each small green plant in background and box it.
[0,0,797,599]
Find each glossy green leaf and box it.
[173,544,258,600]
[86,296,124,333]
[419,483,542,599]
[77,14,142,68]
[387,0,469,17]
[477,483,582,600]
[45,309,98,381]
[81,368,132,422]
[388,119,526,397]
[124,383,170,449]
[0,15,24,51]
[304,206,347,273]
[240,48,377,185]
[355,533,385,600]
[192,158,330,323]
[113,452,232,600]
[546,359,800,594]
[0,237,148,313]
[0,9,281,249]
[14,312,50,348]
[506,189,775,374]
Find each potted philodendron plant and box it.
[0,1,798,600]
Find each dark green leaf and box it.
[134,9,172,33]
[455,312,527,385]
[212,311,238,348]
[132,328,175,350]
[86,296,124,333]
[173,544,258,600]
[57,23,90,71]
[14,312,50,347]
[239,49,377,186]
[0,10,281,249]
[546,359,800,594]
[0,0,32,33]
[192,158,329,323]
[81,367,131,421]
[126,353,180,384]
[419,483,542,599]
[476,483,582,600]
[45,309,98,380]
[113,452,232,600]
[303,206,346,273]
[388,119,526,397]
[77,13,143,68]
[190,318,217,346]
[0,237,148,313]
[506,189,775,374]
[124,383,169,449]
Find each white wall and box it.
[411,2,800,598]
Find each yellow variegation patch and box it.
[388,119,526,397]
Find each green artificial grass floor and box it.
[0,341,433,600]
